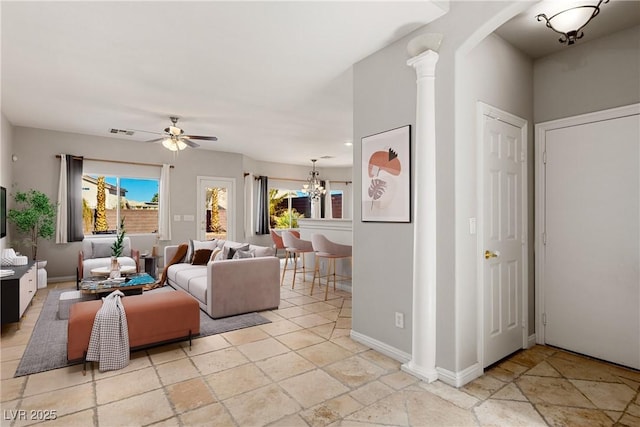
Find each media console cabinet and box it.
[1,261,37,326]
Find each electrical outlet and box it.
[395,312,404,329]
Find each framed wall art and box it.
[361,125,411,223]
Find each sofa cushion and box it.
[82,256,137,278]
[225,243,250,259]
[188,276,208,304]
[250,245,276,258]
[167,263,206,288]
[191,249,213,265]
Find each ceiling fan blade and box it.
[130,129,165,135]
[181,138,200,148]
[146,137,165,143]
[184,135,218,141]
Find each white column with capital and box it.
[402,44,440,383]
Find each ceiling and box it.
[1,1,448,167]
[2,1,638,168]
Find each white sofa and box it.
[164,239,280,319]
[77,236,140,281]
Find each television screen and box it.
[1,186,6,238]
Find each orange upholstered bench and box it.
[67,291,200,366]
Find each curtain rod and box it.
[245,173,351,184]
[56,155,174,169]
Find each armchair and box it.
[77,236,140,284]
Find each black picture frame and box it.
[1,186,6,238]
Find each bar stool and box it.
[280,231,314,289]
[270,229,300,257]
[311,234,352,300]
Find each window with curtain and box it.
[82,160,160,235]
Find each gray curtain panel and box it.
[256,176,269,235]
[66,155,84,242]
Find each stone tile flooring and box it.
[1,274,639,426]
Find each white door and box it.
[542,111,639,369]
[481,105,528,368]
[197,177,235,242]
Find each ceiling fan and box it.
[144,116,218,151]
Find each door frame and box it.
[477,101,529,368]
[534,103,640,345]
[196,176,236,242]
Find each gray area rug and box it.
[14,288,271,377]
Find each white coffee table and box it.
[90,265,137,276]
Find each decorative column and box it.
[402,35,441,383]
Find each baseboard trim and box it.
[436,363,483,388]
[528,333,536,348]
[50,275,76,283]
[350,330,411,364]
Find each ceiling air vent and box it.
[109,128,135,136]
[320,155,334,159]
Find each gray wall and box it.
[353,3,638,376]
[7,126,352,280]
[456,32,533,369]
[534,25,640,123]
[352,1,520,367]
[9,126,244,279]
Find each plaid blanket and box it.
[86,290,130,372]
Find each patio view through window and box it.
[82,175,159,235]
[270,188,343,229]
[204,186,228,240]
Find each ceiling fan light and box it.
[162,138,178,151]
[176,139,188,150]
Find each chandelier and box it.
[301,159,326,201]
[536,0,608,45]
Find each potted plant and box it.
[109,217,126,278]
[7,189,56,261]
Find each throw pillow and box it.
[209,248,222,262]
[226,244,250,259]
[213,249,225,262]
[91,241,113,258]
[232,249,255,259]
[187,239,218,262]
[191,249,213,265]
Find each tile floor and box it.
[1,272,639,426]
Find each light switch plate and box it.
[173,215,181,222]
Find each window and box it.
[330,190,343,219]
[82,161,160,235]
[269,188,309,229]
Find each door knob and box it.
[484,250,499,259]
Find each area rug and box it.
[14,288,271,377]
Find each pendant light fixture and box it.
[536,0,608,45]
[301,159,326,201]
